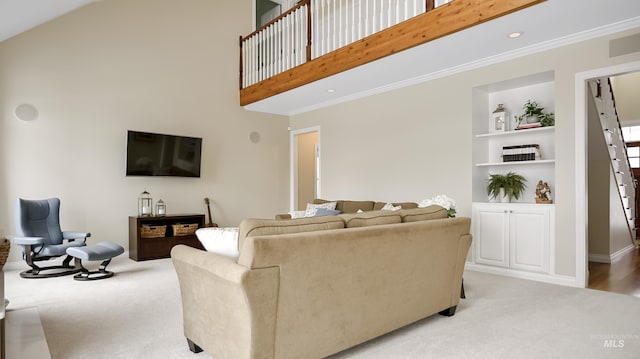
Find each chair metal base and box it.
[72,258,115,281]
[20,254,81,279]
[19,265,82,279]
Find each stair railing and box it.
[591,78,638,245]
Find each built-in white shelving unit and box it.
[471,71,556,204]
[468,71,560,285]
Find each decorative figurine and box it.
[535,180,553,204]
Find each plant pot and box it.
[525,115,540,124]
[500,188,510,203]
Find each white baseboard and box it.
[588,243,636,264]
[588,253,612,263]
[610,244,636,262]
[465,262,579,287]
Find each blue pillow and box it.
[313,208,341,217]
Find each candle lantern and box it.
[138,190,153,217]
[156,198,166,216]
[491,104,508,132]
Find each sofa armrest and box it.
[171,245,279,359]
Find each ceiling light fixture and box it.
[327,89,335,93]
[508,32,522,38]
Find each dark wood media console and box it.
[129,214,205,261]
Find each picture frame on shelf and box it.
[490,104,508,133]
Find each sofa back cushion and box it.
[398,205,448,222]
[338,210,401,228]
[373,202,418,211]
[238,216,345,251]
[314,199,375,213]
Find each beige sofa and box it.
[171,207,471,359]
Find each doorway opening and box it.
[579,64,640,297]
[290,127,320,211]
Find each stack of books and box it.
[515,122,542,130]
[502,144,541,162]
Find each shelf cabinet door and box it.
[509,207,551,273]
[473,205,510,268]
[473,203,552,274]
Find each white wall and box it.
[0,0,290,263]
[290,27,640,278]
[587,88,611,257]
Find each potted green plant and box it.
[487,172,527,202]
[515,100,554,127]
[539,112,555,127]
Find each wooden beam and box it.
[240,0,545,106]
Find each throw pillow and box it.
[314,208,341,217]
[195,227,240,260]
[381,202,402,211]
[304,201,337,217]
[289,210,307,219]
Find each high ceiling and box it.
[0,0,639,118]
[0,0,97,42]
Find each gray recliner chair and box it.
[12,198,90,279]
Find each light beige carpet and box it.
[5,256,640,359]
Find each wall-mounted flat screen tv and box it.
[126,130,202,177]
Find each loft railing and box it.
[240,0,450,89]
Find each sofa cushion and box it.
[398,205,448,222]
[238,216,345,251]
[338,210,401,228]
[373,201,418,211]
[314,199,375,213]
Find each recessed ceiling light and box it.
[327,89,335,93]
[508,32,522,38]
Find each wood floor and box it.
[588,247,640,298]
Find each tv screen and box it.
[126,130,202,177]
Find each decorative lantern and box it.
[156,198,166,217]
[138,190,153,217]
[491,104,508,132]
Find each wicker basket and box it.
[172,223,199,236]
[140,225,167,238]
[0,238,11,269]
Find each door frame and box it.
[289,126,321,212]
[575,60,640,288]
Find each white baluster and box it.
[258,32,263,81]
[247,37,252,86]
[297,7,303,65]
[332,0,336,50]
[267,25,272,78]
[311,0,317,58]
[302,5,307,64]
[253,36,257,85]
[357,0,362,41]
